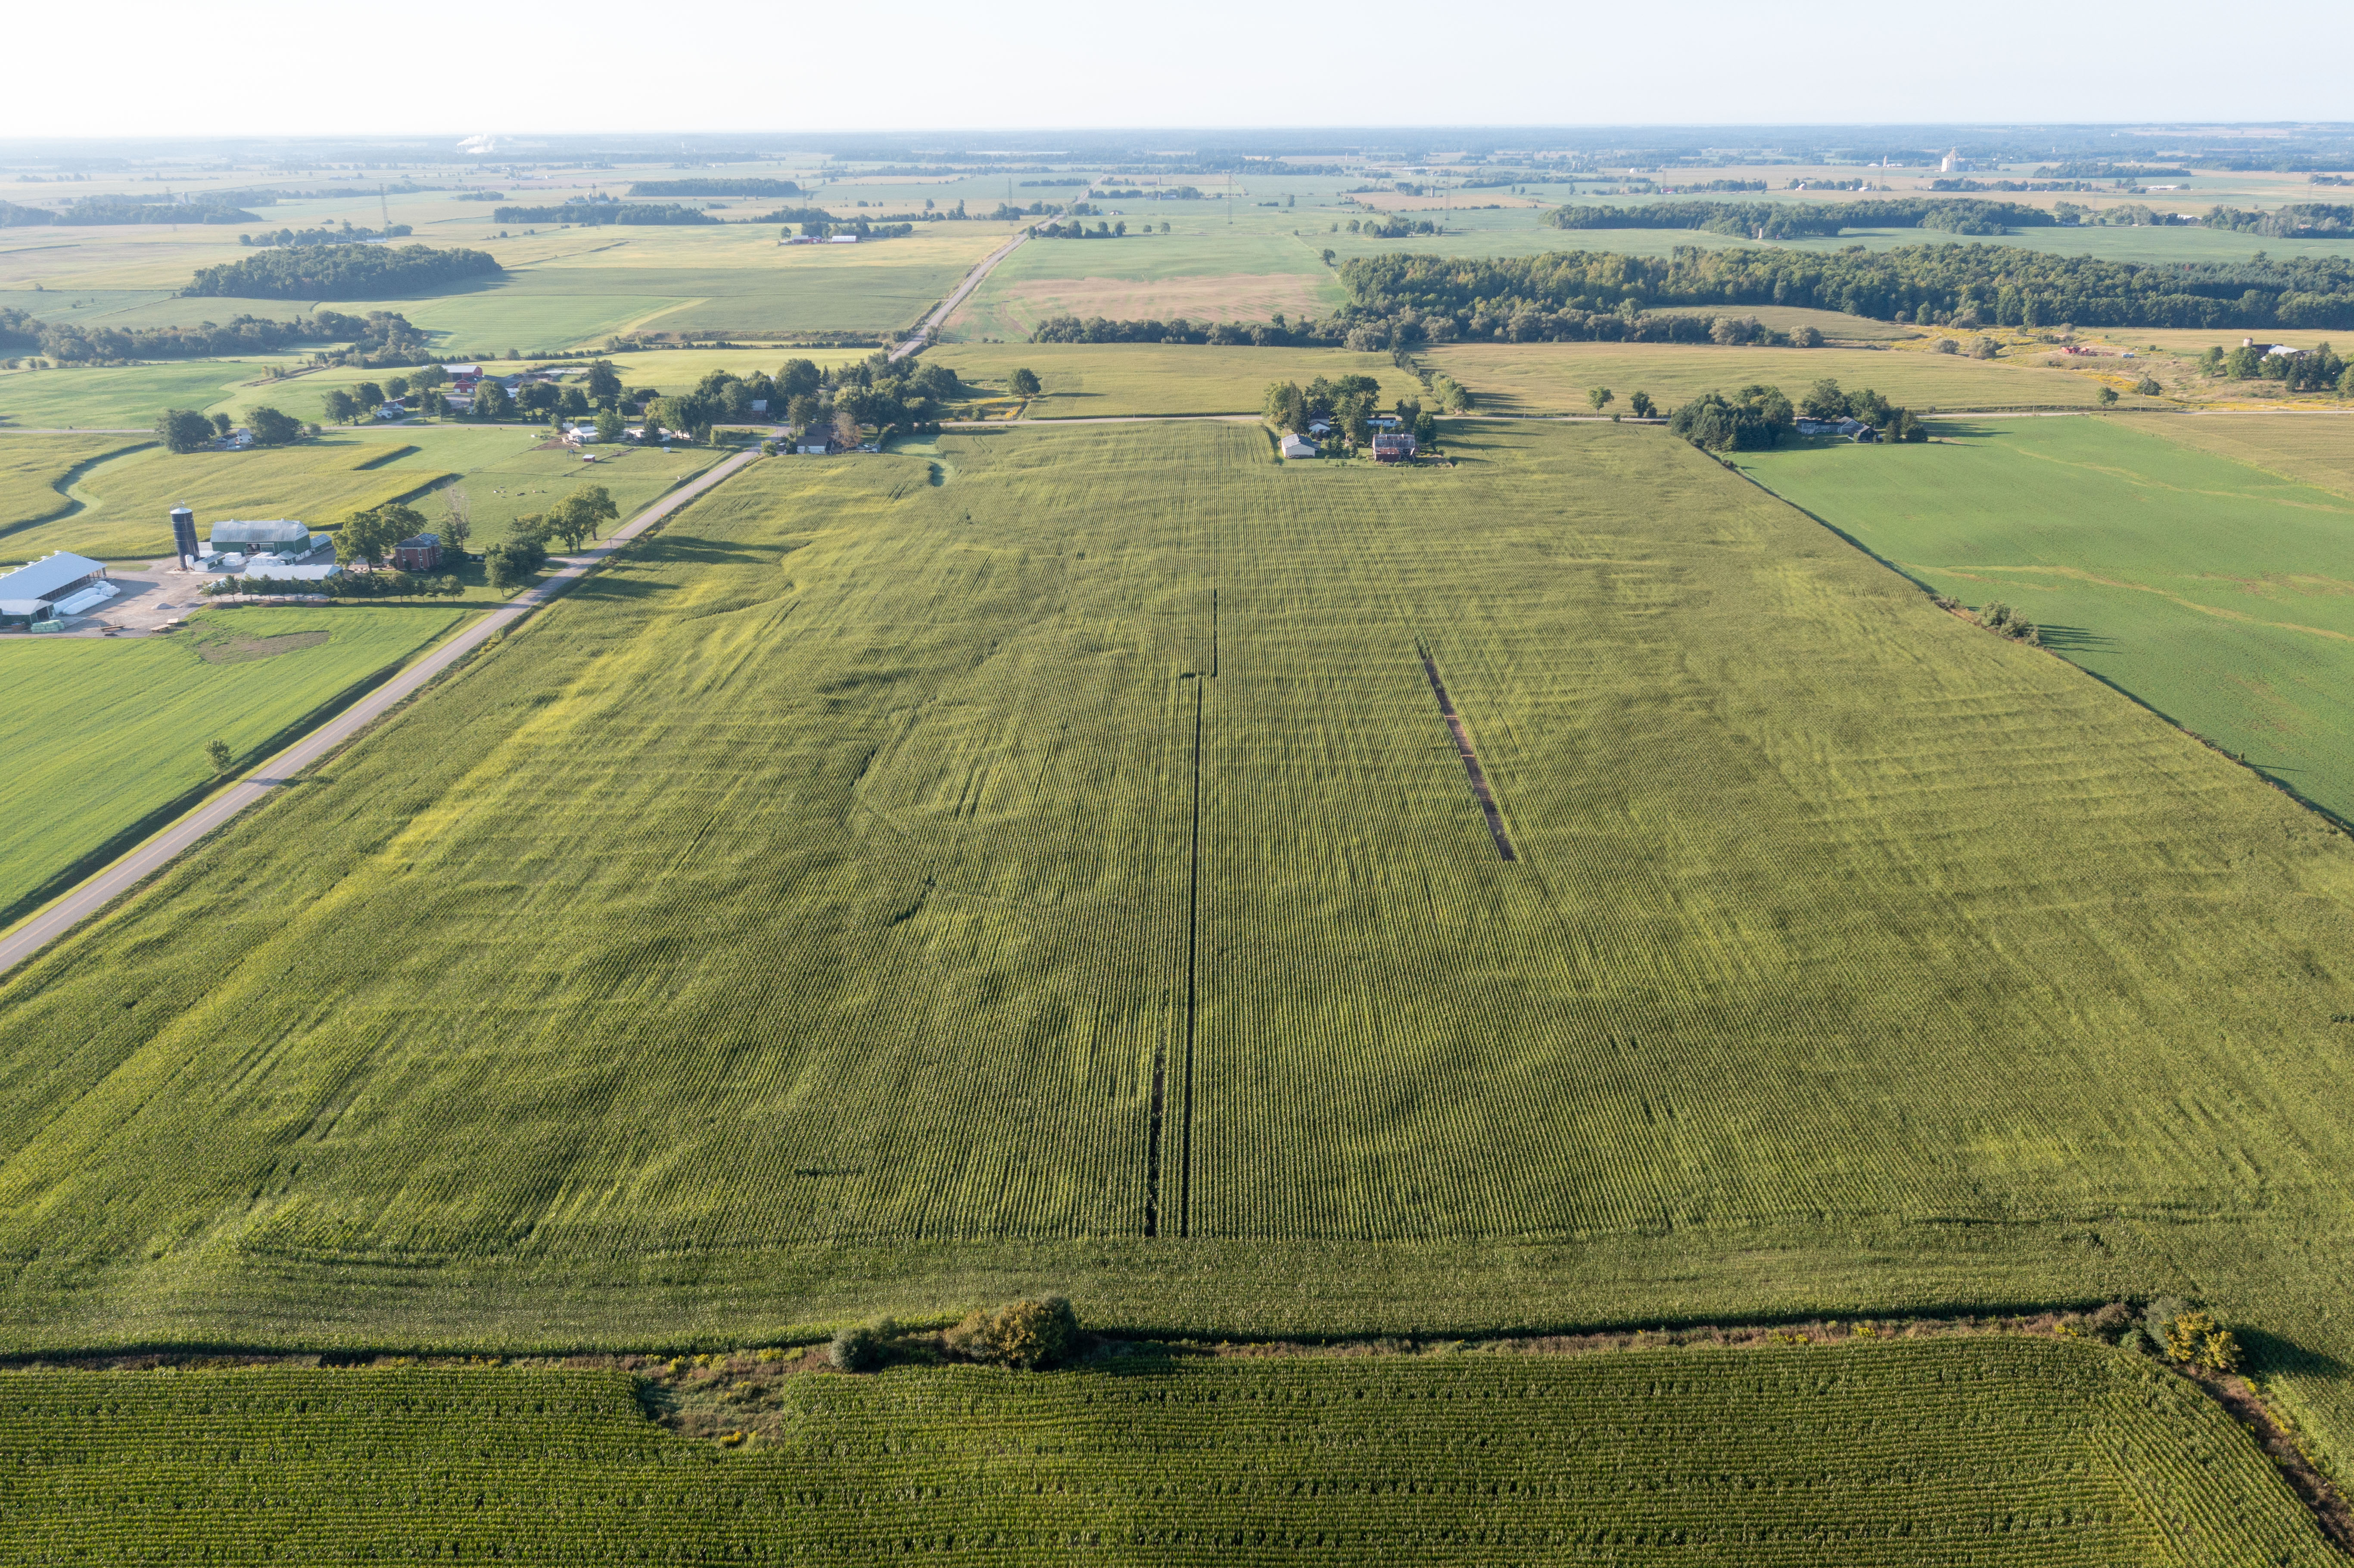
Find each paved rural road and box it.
[888,221,1044,363]
[0,447,760,981]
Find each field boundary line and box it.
[1730,456,2354,837]
[0,447,762,983]
[0,438,157,541]
[893,221,1046,361]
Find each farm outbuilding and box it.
[0,551,116,621]
[1280,434,1317,459]
[1371,431,1417,464]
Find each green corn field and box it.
[3,420,2354,1496]
[0,1338,2329,1565]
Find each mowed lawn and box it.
[0,606,467,923]
[0,433,147,537]
[2,1338,2328,1567]
[1736,416,2354,824]
[6,420,2354,1480]
[1430,341,2157,414]
[435,439,730,550]
[934,342,1418,416]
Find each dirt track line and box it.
[891,219,1049,362]
[0,448,761,982]
[1418,644,1517,862]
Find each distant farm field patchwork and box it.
[1736,415,2354,824]
[950,229,1342,339]
[954,271,1344,339]
[931,342,1416,416]
[1429,342,2157,414]
[0,605,465,923]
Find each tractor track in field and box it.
[1418,641,1516,861]
[1146,589,1216,1239]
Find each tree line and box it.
[238,222,412,246]
[624,178,802,197]
[183,244,502,301]
[0,194,262,227]
[1548,196,2054,239]
[492,200,716,226]
[9,307,428,365]
[2199,203,2354,238]
[1338,244,2354,335]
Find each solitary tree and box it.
[1628,390,1656,419]
[438,486,472,555]
[248,406,302,446]
[2097,385,2120,407]
[204,738,232,774]
[1009,367,1042,398]
[548,484,618,550]
[156,408,215,454]
[1587,386,1614,413]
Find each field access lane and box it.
[0,447,760,980]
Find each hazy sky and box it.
[9,0,2352,140]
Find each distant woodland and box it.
[181,244,504,300]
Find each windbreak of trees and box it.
[4,195,263,226]
[797,218,914,240]
[2201,203,2354,238]
[492,200,716,225]
[184,244,502,301]
[17,307,429,365]
[1548,197,2054,239]
[1341,244,2354,333]
[624,178,801,198]
[239,222,412,246]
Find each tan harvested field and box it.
[959,271,1341,338]
[928,342,1418,417]
[1648,305,1918,342]
[1430,342,2165,415]
[2145,411,2354,498]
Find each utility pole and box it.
[380,182,392,234]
